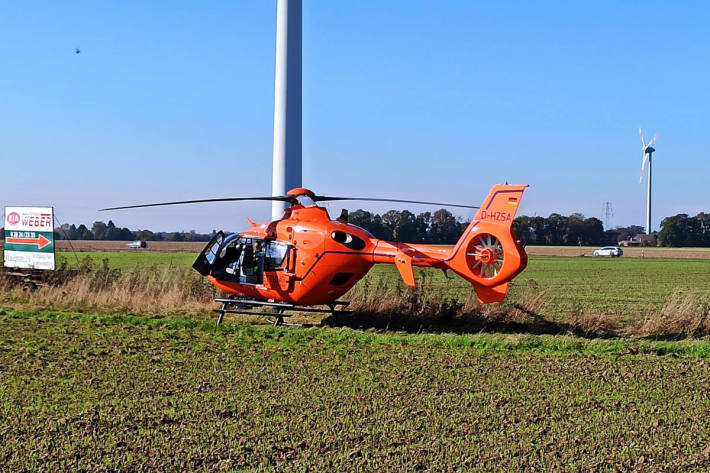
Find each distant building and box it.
[618,233,657,247]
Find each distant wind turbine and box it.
[638,126,658,235]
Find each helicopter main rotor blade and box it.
[101,194,480,211]
[313,196,479,209]
[100,196,296,211]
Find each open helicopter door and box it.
[192,231,225,276]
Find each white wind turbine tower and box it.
[271,0,302,220]
[638,126,658,235]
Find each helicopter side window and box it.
[264,241,290,271]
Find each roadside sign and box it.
[3,206,56,270]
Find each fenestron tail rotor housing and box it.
[467,233,504,279]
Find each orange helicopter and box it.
[102,184,529,325]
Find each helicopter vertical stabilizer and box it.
[445,184,528,304]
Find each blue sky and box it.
[1,1,709,233]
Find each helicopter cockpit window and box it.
[207,235,258,283]
[209,237,290,282]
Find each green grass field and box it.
[3,253,710,470]
[1,309,709,472]
[512,256,710,321]
[364,256,710,323]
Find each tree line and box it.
[351,209,645,246]
[347,209,467,243]
[513,211,710,248]
[512,214,644,247]
[345,210,710,247]
[656,213,710,247]
[2,210,710,247]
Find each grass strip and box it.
[2,307,709,359]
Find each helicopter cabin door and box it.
[263,240,294,291]
[192,232,225,276]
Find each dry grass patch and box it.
[339,276,554,333]
[345,274,462,320]
[0,260,218,317]
[568,312,618,335]
[639,290,710,338]
[477,281,548,325]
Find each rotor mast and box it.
[271,0,302,220]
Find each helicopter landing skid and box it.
[213,297,350,327]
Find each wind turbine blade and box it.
[639,154,648,183]
[647,134,658,147]
[639,126,645,147]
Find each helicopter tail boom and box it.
[445,184,529,303]
[371,184,529,304]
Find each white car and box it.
[593,246,623,257]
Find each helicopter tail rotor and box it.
[445,184,528,303]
